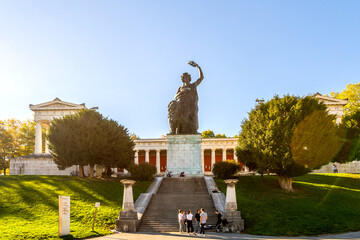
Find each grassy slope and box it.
[0,176,151,240]
[216,173,360,236]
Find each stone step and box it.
[139,177,217,232]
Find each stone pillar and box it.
[34,122,42,154]
[201,149,205,172]
[145,150,150,163]
[224,179,244,232]
[134,150,139,164]
[115,179,139,232]
[233,148,238,162]
[222,148,227,161]
[211,149,215,168]
[44,123,50,153]
[156,150,160,173]
[121,179,136,210]
[224,179,238,211]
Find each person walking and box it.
[332,164,338,173]
[178,209,185,233]
[194,209,201,235]
[199,208,208,237]
[186,210,194,235]
[215,210,223,232]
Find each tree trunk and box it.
[278,176,294,192]
[79,165,85,178]
[260,173,263,181]
[3,167,6,175]
[106,167,113,178]
[89,164,95,178]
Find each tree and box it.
[0,119,36,156]
[0,127,14,175]
[202,130,215,138]
[237,95,344,191]
[202,130,227,138]
[331,83,360,116]
[332,110,360,163]
[48,110,134,178]
[215,133,227,138]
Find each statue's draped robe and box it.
[168,82,199,134]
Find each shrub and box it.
[128,162,157,181]
[212,160,241,179]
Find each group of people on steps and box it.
[178,208,223,236]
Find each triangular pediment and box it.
[314,93,348,105]
[29,98,87,111]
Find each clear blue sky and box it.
[0,1,359,138]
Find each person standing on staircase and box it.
[200,208,208,236]
[194,209,201,235]
[178,209,185,233]
[186,209,194,235]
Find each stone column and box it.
[233,148,238,162]
[116,179,139,232]
[44,123,50,153]
[224,179,238,211]
[222,148,227,161]
[134,150,139,164]
[145,150,150,163]
[34,122,42,154]
[156,150,161,173]
[201,149,205,172]
[121,179,136,211]
[211,149,216,168]
[224,179,244,232]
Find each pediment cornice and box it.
[29,98,87,111]
[314,93,348,105]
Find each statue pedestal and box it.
[166,134,203,176]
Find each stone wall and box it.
[313,160,360,174]
[10,154,90,176]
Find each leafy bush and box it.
[212,160,241,179]
[128,162,157,181]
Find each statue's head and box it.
[181,72,191,84]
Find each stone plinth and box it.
[116,179,139,232]
[224,179,244,232]
[115,210,139,232]
[166,134,203,176]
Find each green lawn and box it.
[216,173,360,236]
[0,176,151,240]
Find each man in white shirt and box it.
[199,208,208,236]
[186,210,194,235]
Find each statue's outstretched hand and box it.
[188,61,199,68]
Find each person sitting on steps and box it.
[180,171,185,177]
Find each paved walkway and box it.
[88,231,360,240]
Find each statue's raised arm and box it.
[188,61,204,87]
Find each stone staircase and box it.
[138,177,217,232]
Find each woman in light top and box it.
[178,209,185,233]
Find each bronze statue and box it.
[168,61,204,134]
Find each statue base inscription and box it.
[166,134,203,176]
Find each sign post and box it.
[92,202,100,231]
[59,196,70,236]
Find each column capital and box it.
[121,179,136,186]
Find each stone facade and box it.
[10,154,90,175]
[314,93,348,124]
